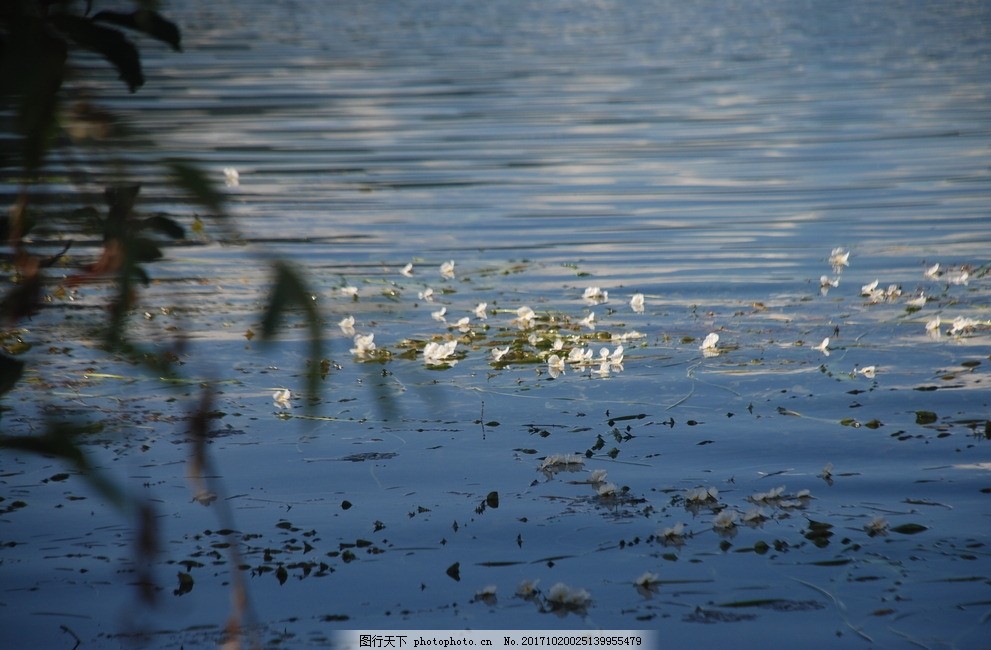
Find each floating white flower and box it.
[491,346,510,362]
[700,332,719,355]
[401,262,414,277]
[423,340,458,366]
[685,486,719,504]
[223,167,239,187]
[819,275,839,289]
[713,510,737,530]
[474,302,488,319]
[272,388,291,409]
[861,279,879,296]
[858,365,876,378]
[440,260,455,279]
[596,482,618,497]
[829,247,850,269]
[750,486,785,503]
[514,306,536,329]
[947,270,970,286]
[634,572,660,588]
[742,507,767,523]
[865,515,889,536]
[925,315,942,337]
[339,315,356,336]
[567,347,593,364]
[630,293,645,314]
[950,316,979,335]
[813,337,830,356]
[660,522,685,542]
[350,333,376,357]
[546,582,591,609]
[539,454,584,471]
[924,263,940,279]
[516,580,540,599]
[547,354,566,378]
[454,316,471,332]
[906,293,926,308]
[418,287,434,301]
[340,286,359,298]
[588,469,608,484]
[578,312,596,330]
[431,306,447,322]
[552,337,565,351]
[583,286,608,304]
[474,585,497,601]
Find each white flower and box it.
[272,388,291,409]
[551,338,564,351]
[431,306,447,322]
[950,316,979,335]
[514,306,536,329]
[546,583,591,609]
[454,317,471,332]
[423,340,458,366]
[820,463,834,480]
[750,486,785,503]
[340,286,359,298]
[634,572,659,588]
[583,286,608,304]
[491,346,510,362]
[858,365,876,378]
[440,260,455,279]
[700,332,719,353]
[742,507,767,523]
[906,293,926,308]
[813,337,830,356]
[924,263,940,279]
[547,354,566,378]
[819,275,839,289]
[475,584,497,599]
[947,270,970,286]
[418,287,434,301]
[338,315,356,336]
[630,293,645,313]
[865,515,888,536]
[567,347,593,364]
[685,486,719,504]
[925,315,942,337]
[474,302,488,320]
[516,580,540,599]
[829,247,850,269]
[578,312,596,330]
[713,510,737,530]
[350,333,376,356]
[861,279,879,296]
[401,262,414,277]
[596,482,618,497]
[223,167,239,187]
[539,454,584,470]
[588,469,608,484]
[660,522,685,542]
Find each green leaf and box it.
[92,10,182,52]
[51,16,144,92]
[890,523,928,535]
[166,160,226,214]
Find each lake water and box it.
[2,1,991,648]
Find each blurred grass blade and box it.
[92,10,182,52]
[166,159,226,215]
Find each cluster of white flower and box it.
[423,340,458,366]
[748,486,812,509]
[539,453,585,471]
[684,486,719,504]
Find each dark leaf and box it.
[166,160,226,214]
[140,215,185,239]
[446,561,461,581]
[92,10,182,52]
[0,353,26,396]
[51,16,144,92]
[890,523,928,535]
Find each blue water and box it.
[2,1,990,647]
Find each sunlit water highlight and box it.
[2,1,990,648]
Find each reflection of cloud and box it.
[953,463,991,471]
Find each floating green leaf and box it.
[890,523,928,535]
